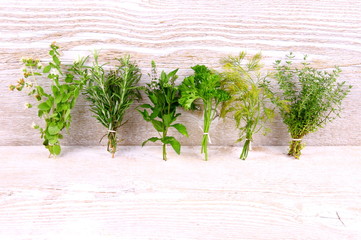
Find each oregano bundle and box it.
[10,43,88,157]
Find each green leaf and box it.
[69,98,76,109]
[53,55,60,66]
[48,124,60,135]
[65,74,74,83]
[64,109,71,120]
[38,102,51,111]
[149,107,160,119]
[36,86,46,97]
[142,137,160,146]
[138,109,150,121]
[163,113,174,127]
[171,123,189,137]
[62,93,72,103]
[52,145,61,155]
[51,85,59,94]
[48,138,58,145]
[55,94,63,104]
[38,110,44,117]
[168,69,179,79]
[163,137,181,155]
[139,104,152,109]
[49,113,58,118]
[74,88,80,98]
[151,120,164,132]
[148,94,158,105]
[43,65,52,73]
[57,122,64,130]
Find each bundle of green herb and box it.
[220,52,277,160]
[179,65,230,161]
[84,52,142,158]
[9,43,88,157]
[271,53,352,159]
[138,61,188,160]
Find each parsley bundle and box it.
[84,52,142,158]
[179,65,230,161]
[10,43,87,157]
[221,52,276,160]
[138,61,188,160]
[271,53,352,159]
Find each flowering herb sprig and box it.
[10,43,88,157]
[138,61,188,160]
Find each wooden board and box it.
[0,146,361,239]
[0,0,360,146]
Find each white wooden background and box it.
[1,145,361,239]
[0,0,360,147]
[1,1,361,239]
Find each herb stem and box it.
[240,128,253,160]
[288,138,303,159]
[202,100,212,161]
[162,128,168,161]
[240,139,250,160]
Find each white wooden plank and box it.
[0,146,360,239]
[0,0,360,146]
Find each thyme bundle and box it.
[271,53,352,159]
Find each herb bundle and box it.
[179,65,230,160]
[271,53,352,159]
[220,52,277,160]
[84,52,142,158]
[10,43,87,157]
[138,61,188,160]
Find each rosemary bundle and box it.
[84,52,142,157]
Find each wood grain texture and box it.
[0,0,360,146]
[0,146,361,239]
